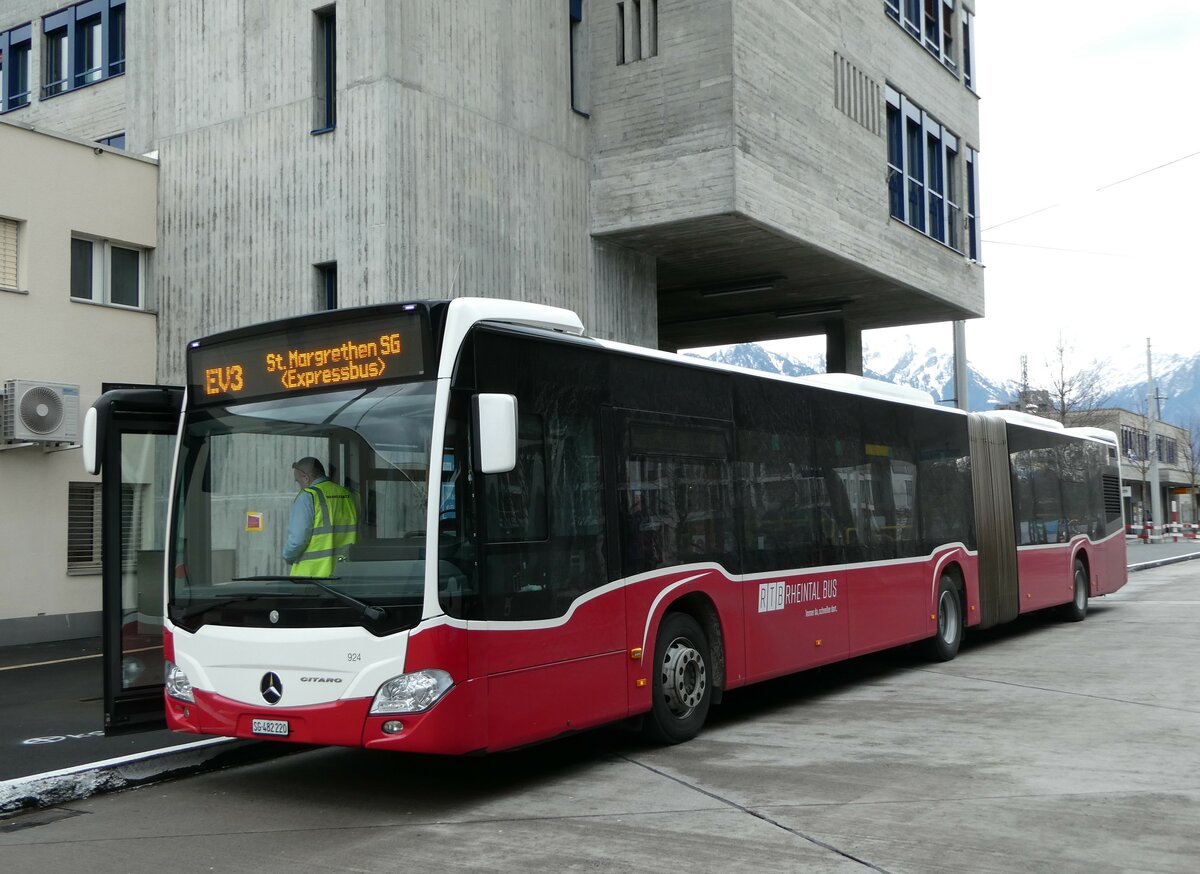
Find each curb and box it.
[1127,551,1200,574]
[0,737,301,815]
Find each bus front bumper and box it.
[166,677,486,754]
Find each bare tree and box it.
[1042,334,1109,426]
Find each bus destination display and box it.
[188,313,427,404]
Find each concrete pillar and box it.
[953,320,969,411]
[825,319,863,375]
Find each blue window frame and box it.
[965,147,980,260]
[926,130,944,241]
[0,24,32,112]
[97,132,125,149]
[886,103,904,220]
[41,0,125,99]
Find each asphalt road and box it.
[3,560,1198,873]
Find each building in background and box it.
[0,120,156,644]
[0,0,983,642]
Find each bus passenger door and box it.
[84,388,183,734]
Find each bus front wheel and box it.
[1060,559,1089,622]
[923,575,963,662]
[644,612,712,745]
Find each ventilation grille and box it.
[834,53,882,136]
[1103,473,1123,523]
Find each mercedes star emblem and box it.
[269,610,280,624]
[260,672,283,705]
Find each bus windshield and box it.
[168,380,447,635]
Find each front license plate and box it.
[251,718,289,737]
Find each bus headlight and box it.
[370,669,453,714]
[165,661,195,703]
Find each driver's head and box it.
[292,457,326,489]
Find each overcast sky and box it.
[754,2,1200,386]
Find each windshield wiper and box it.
[174,594,263,623]
[232,576,387,621]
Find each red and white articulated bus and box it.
[86,298,1127,751]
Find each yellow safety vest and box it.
[290,480,358,577]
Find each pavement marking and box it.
[0,645,160,673]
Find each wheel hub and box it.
[661,637,707,718]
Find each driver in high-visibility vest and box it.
[283,457,358,577]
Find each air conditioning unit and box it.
[1,380,81,444]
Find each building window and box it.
[68,482,102,574]
[962,7,976,91]
[886,1,961,78]
[905,114,925,233]
[945,142,961,251]
[71,237,146,308]
[44,26,68,96]
[965,146,980,260]
[1158,436,1178,465]
[317,261,337,310]
[313,6,336,133]
[926,129,945,241]
[617,0,656,65]
[886,86,971,253]
[569,0,590,116]
[1,24,32,112]
[41,0,126,99]
[0,217,19,291]
[886,103,904,220]
[902,0,920,39]
[96,131,125,149]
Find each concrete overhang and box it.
[596,213,983,351]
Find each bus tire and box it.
[923,575,963,662]
[1060,559,1089,622]
[644,612,712,745]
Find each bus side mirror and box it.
[82,405,101,475]
[473,394,518,474]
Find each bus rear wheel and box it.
[1060,559,1089,622]
[644,612,712,745]
[923,575,963,662]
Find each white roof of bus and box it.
[593,337,952,411]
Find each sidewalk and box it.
[3,540,1200,815]
[1125,538,1200,572]
[0,637,292,813]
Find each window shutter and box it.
[0,218,17,289]
[68,482,103,574]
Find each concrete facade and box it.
[0,120,157,644]
[127,0,658,384]
[590,0,984,350]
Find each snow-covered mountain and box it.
[687,340,1200,428]
[687,342,1017,411]
[1102,354,1200,428]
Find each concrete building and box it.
[0,0,983,641]
[0,120,157,644]
[1100,410,1196,529]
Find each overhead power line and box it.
[979,239,1128,257]
[982,148,1200,233]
